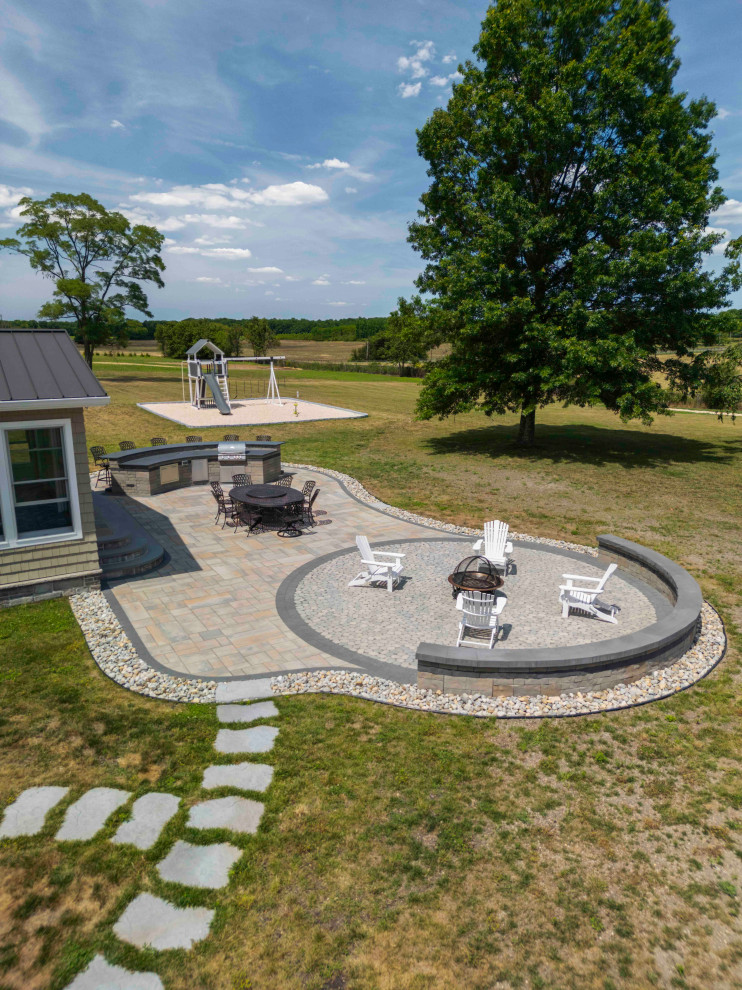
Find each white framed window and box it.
[0,419,82,549]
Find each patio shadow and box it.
[103,493,202,583]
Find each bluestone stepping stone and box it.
[157,839,241,889]
[0,786,69,838]
[64,953,163,990]
[202,763,274,793]
[112,793,180,850]
[56,788,130,841]
[215,726,279,754]
[187,796,264,834]
[113,892,214,950]
[215,678,274,703]
[217,701,279,724]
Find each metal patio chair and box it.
[119,440,135,451]
[90,446,111,487]
[150,436,168,446]
[186,435,202,443]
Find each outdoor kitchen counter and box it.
[107,441,284,496]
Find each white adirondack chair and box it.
[559,563,619,623]
[348,535,405,593]
[456,591,507,649]
[472,520,513,573]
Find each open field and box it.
[92,338,363,363]
[2,360,742,988]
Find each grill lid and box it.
[218,441,247,458]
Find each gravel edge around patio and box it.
[68,466,727,718]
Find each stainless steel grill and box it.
[218,441,247,463]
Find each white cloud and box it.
[327,301,350,306]
[306,158,351,170]
[194,235,230,245]
[284,275,301,282]
[244,181,328,206]
[399,82,422,99]
[442,54,457,64]
[397,40,435,79]
[196,276,222,283]
[345,187,358,194]
[342,279,366,285]
[130,180,327,210]
[430,72,463,87]
[166,244,253,259]
[312,277,330,285]
[0,184,32,208]
[202,247,253,259]
[713,199,742,222]
[110,119,125,129]
[705,225,731,254]
[248,266,284,274]
[717,108,733,120]
[180,213,249,228]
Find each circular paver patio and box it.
[293,539,666,669]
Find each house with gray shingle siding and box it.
[0,328,109,606]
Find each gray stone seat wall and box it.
[416,535,703,697]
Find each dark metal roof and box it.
[0,329,108,403]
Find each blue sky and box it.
[0,0,740,321]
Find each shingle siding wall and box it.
[0,408,100,598]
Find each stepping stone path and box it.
[0,786,69,838]
[217,700,278,723]
[157,839,242,889]
[112,793,180,850]
[57,788,131,841]
[0,683,281,988]
[202,762,274,792]
[64,954,163,990]
[188,796,264,834]
[114,892,214,950]
[215,725,279,754]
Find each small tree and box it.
[385,296,431,374]
[154,318,241,358]
[244,316,279,357]
[408,0,741,445]
[0,192,165,368]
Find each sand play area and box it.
[137,398,367,427]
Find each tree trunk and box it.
[517,408,536,446]
[84,339,94,369]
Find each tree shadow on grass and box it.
[423,422,742,468]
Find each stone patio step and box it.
[157,839,241,889]
[187,796,264,834]
[215,678,274,702]
[216,701,279,723]
[63,954,163,990]
[113,893,214,950]
[0,786,69,838]
[202,763,274,793]
[215,726,279,754]
[111,793,180,850]
[93,493,165,581]
[56,788,131,842]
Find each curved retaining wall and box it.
[416,535,703,697]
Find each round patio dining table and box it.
[229,483,304,537]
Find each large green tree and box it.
[0,192,165,367]
[408,0,741,445]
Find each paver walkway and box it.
[105,469,434,679]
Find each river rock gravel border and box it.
[73,468,725,716]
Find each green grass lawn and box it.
[2,361,742,988]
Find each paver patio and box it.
[103,468,666,684]
[105,469,436,679]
